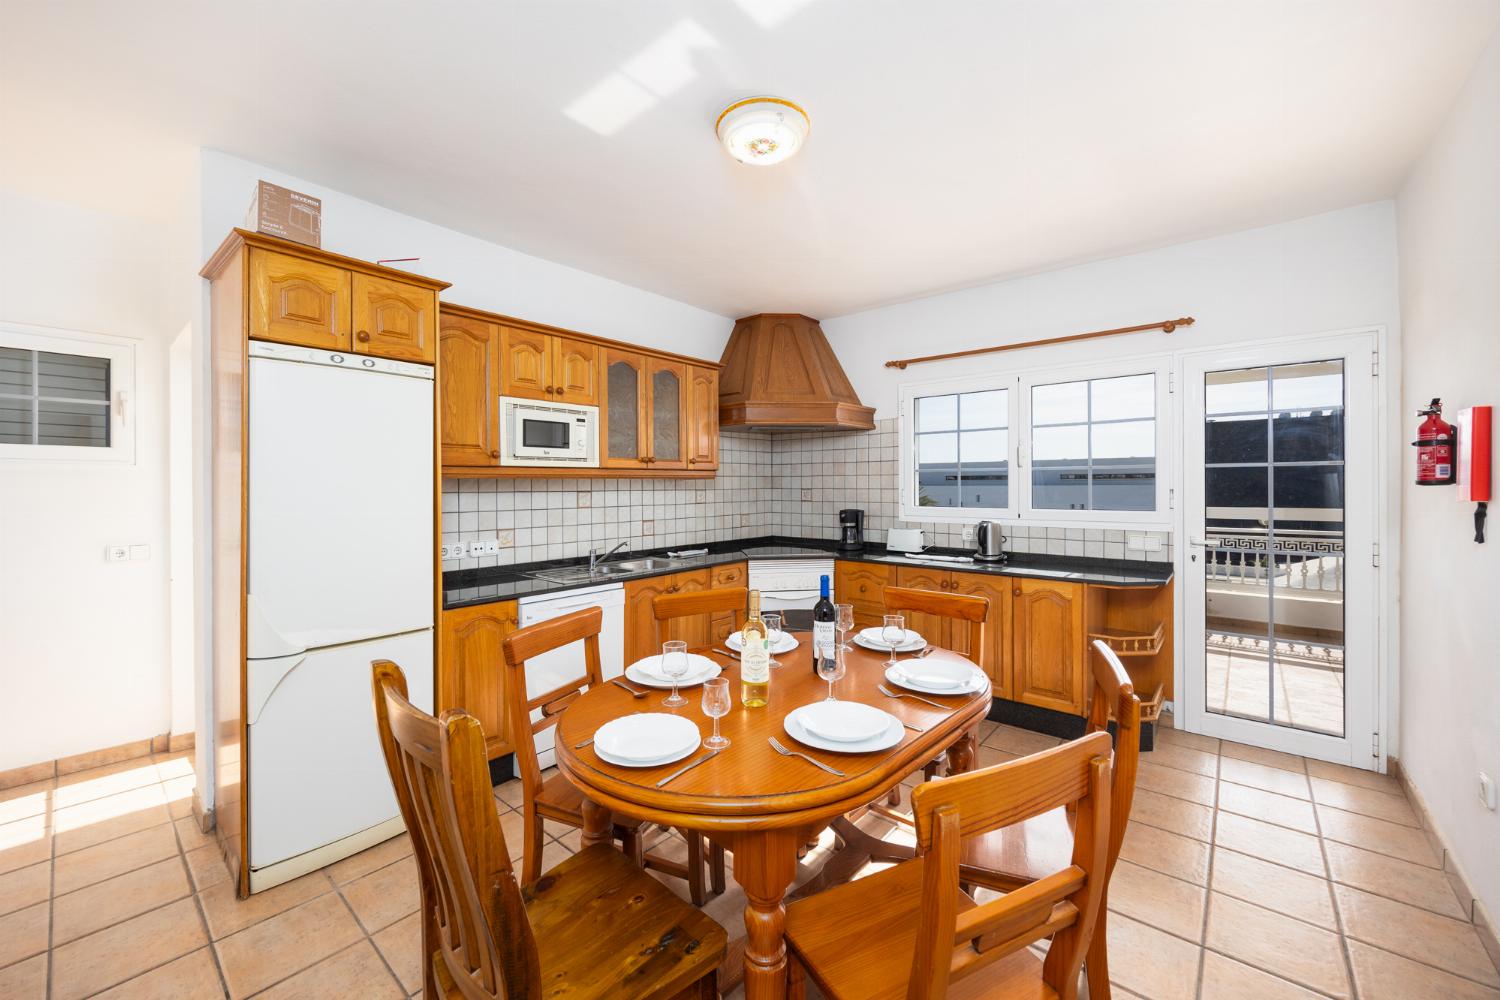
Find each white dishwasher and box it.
[748,559,836,613]
[517,583,625,769]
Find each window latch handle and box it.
[115,389,129,425]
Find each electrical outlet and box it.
[496,529,514,548]
[642,520,655,536]
[1481,772,1497,811]
[481,538,500,555]
[106,545,130,562]
[465,541,485,558]
[801,489,814,501]
[1126,533,1164,552]
[576,492,591,509]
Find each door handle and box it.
[1187,537,1210,547]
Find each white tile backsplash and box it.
[442,418,1172,570]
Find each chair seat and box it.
[521,845,727,1000]
[785,857,1058,1000]
[960,806,1073,890]
[536,771,643,832]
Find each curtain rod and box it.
[883,317,1195,370]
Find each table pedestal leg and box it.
[732,829,801,1000]
[580,796,613,849]
[947,725,978,774]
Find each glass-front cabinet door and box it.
[602,349,646,468]
[647,358,687,469]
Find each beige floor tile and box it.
[1310,776,1419,827]
[1101,912,1201,1000]
[1347,940,1500,1000]
[1200,950,1329,999]
[1219,740,1309,775]
[163,776,197,820]
[0,901,50,968]
[1118,821,1211,886]
[54,856,193,944]
[0,780,53,825]
[0,860,50,916]
[341,855,420,933]
[54,759,163,809]
[326,833,411,886]
[1135,761,1218,806]
[372,910,423,995]
[1155,726,1219,755]
[53,823,179,895]
[1144,742,1219,777]
[50,897,208,1000]
[0,816,53,876]
[976,745,1018,768]
[981,724,1060,756]
[93,947,226,999]
[256,939,403,999]
[1219,756,1311,799]
[1205,892,1350,998]
[493,778,524,809]
[1214,811,1327,876]
[183,844,232,892]
[174,815,214,852]
[1216,781,1319,834]
[1323,840,1467,919]
[1317,804,1442,867]
[0,953,47,1000]
[1105,860,1206,941]
[151,753,196,783]
[1305,758,1404,795]
[1129,788,1214,842]
[499,808,529,863]
[198,868,333,940]
[1210,848,1337,929]
[214,893,363,999]
[1334,884,1500,988]
[53,785,172,856]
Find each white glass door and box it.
[1180,334,1379,767]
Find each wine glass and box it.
[701,677,730,749]
[881,614,907,669]
[763,613,784,668]
[816,640,845,702]
[835,603,854,652]
[661,640,689,708]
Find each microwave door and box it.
[520,414,570,453]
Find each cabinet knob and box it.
[489,449,500,459]
[356,330,370,343]
[687,458,696,465]
[1014,588,1022,596]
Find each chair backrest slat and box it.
[1086,639,1141,874]
[882,586,987,659]
[499,607,605,799]
[652,587,747,647]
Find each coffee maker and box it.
[837,508,865,553]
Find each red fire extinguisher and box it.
[1413,398,1455,486]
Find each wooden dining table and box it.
[554,635,991,1000]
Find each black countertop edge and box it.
[441,534,1172,611]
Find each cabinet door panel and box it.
[952,571,1012,698]
[624,575,671,664]
[439,315,499,467]
[439,602,517,760]
[602,350,648,468]
[500,327,551,400]
[352,273,436,363]
[893,567,952,648]
[552,337,600,405]
[686,365,720,470]
[1013,579,1085,714]
[646,358,687,469]
[709,562,747,644]
[667,569,712,648]
[249,249,350,350]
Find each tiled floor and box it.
[3,725,1497,999]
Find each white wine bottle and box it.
[740,590,770,708]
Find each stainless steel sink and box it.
[610,557,679,572]
[525,556,685,584]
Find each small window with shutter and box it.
[0,324,134,462]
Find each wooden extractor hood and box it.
[718,313,876,430]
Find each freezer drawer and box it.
[247,630,433,871]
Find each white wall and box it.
[1395,27,1500,928]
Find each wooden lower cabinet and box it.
[439,601,518,761]
[623,569,711,663]
[893,566,953,646]
[1011,578,1086,715]
[834,560,891,631]
[709,561,747,644]
[951,571,1013,699]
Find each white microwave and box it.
[499,396,599,467]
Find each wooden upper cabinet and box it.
[951,571,1013,698]
[439,312,500,467]
[552,337,600,405]
[249,248,350,350]
[1012,578,1086,715]
[500,326,551,400]
[602,350,648,468]
[439,602,518,761]
[686,365,720,470]
[352,273,436,363]
[646,358,688,470]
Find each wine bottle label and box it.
[741,636,770,683]
[813,621,835,656]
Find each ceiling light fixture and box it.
[715,97,809,166]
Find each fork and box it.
[768,737,845,777]
[878,684,952,711]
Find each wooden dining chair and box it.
[784,731,1115,1000]
[371,660,726,1000]
[956,639,1140,1000]
[652,586,748,645]
[501,606,725,904]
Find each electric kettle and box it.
[974,521,1007,563]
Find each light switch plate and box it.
[130,544,151,561]
[106,545,130,563]
[1126,533,1164,552]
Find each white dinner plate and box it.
[797,701,895,743]
[625,654,722,689]
[783,705,904,753]
[887,655,972,690]
[854,632,927,654]
[883,663,988,697]
[858,626,924,647]
[726,630,799,654]
[592,713,700,766]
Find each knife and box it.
[655,749,721,788]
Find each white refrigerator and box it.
[244,341,435,892]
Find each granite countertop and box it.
[442,535,1172,610]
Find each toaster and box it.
[886,528,927,553]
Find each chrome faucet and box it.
[589,541,630,572]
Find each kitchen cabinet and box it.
[624,568,711,663]
[834,560,891,631]
[951,571,1013,699]
[352,272,437,363]
[894,566,954,646]
[554,336,601,405]
[646,357,688,470]
[1011,578,1086,715]
[602,349,647,468]
[439,601,518,761]
[438,310,501,467]
[686,365,720,470]
[603,352,692,471]
[500,327,600,405]
[709,561,747,644]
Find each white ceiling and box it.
[2,0,1496,318]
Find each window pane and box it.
[1033,466,1089,509]
[1091,374,1154,421]
[1207,415,1268,464]
[1274,409,1344,462]
[38,351,109,402]
[1032,424,1087,462]
[1032,380,1088,426]
[1207,367,1268,415]
[1207,466,1268,516]
[0,348,31,393]
[916,430,960,508]
[1093,465,1155,510]
[959,428,1007,462]
[917,394,957,432]
[917,432,957,465]
[0,396,31,444]
[1274,464,1344,511]
[959,389,1006,428]
[38,399,109,447]
[1273,361,1342,411]
[1091,419,1155,459]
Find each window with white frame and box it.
[0,324,135,463]
[900,360,1169,526]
